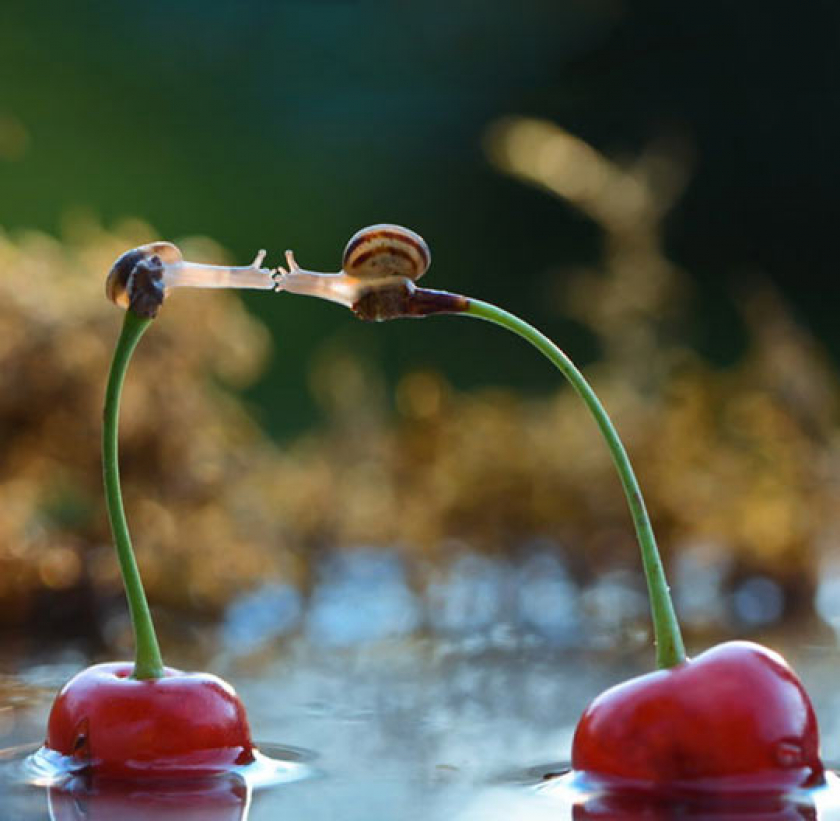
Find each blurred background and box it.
[2,0,840,661]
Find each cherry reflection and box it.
[573,790,817,821]
[48,774,250,821]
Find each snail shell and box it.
[105,242,179,318]
[342,224,430,282]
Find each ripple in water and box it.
[20,741,316,788]
[480,762,840,820]
[0,740,318,821]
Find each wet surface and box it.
[3,629,840,819]
[1,551,840,818]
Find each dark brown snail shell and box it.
[105,242,180,318]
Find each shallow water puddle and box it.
[2,633,840,819]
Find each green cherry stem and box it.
[273,234,686,668]
[463,298,685,669]
[102,309,165,680]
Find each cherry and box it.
[41,267,260,781]
[572,641,823,793]
[46,663,254,779]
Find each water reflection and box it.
[457,782,822,821]
[570,791,817,820]
[0,742,317,821]
[6,549,840,820]
[457,768,836,821]
[4,642,840,820]
[47,776,250,821]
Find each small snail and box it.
[275,224,466,320]
[342,224,430,282]
[106,242,274,318]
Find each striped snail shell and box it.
[342,224,430,282]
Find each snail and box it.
[342,224,431,281]
[106,242,274,318]
[105,225,466,321]
[275,224,467,321]
[44,239,274,782]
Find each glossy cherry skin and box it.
[572,642,823,794]
[45,662,255,779]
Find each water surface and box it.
[3,626,840,820]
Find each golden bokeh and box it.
[1,124,837,632]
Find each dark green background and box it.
[3,1,839,436]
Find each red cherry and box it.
[45,662,255,779]
[572,641,823,793]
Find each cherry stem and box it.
[103,309,165,680]
[463,298,685,669]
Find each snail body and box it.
[275,223,465,320]
[106,242,273,318]
[105,224,463,321]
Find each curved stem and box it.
[463,298,685,669]
[103,310,165,680]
